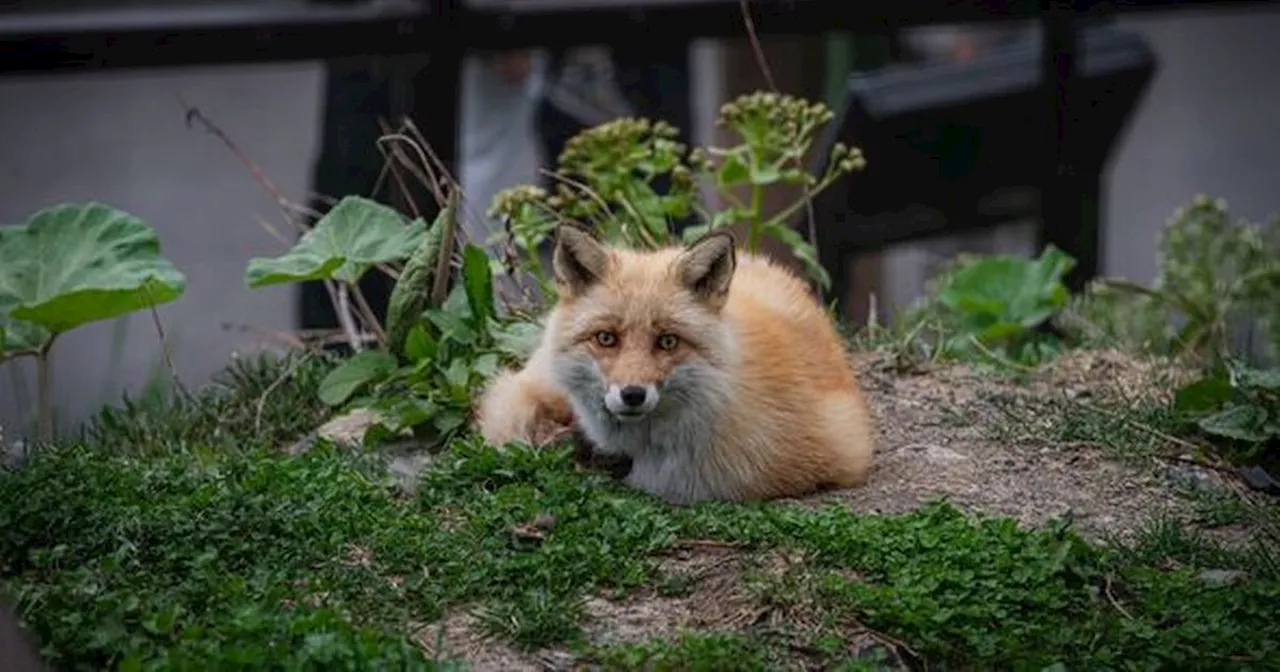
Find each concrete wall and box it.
[1104,9,1280,282]
[0,63,324,437]
[3,8,1280,439]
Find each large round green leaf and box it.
[937,244,1076,331]
[244,196,425,288]
[0,202,187,342]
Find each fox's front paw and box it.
[477,406,571,448]
[474,370,574,448]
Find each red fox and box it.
[474,224,875,505]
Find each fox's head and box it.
[547,224,738,423]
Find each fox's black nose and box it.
[619,385,648,408]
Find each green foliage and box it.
[489,92,866,298]
[317,350,399,407]
[552,117,695,248]
[4,417,1278,668]
[0,443,446,669]
[82,351,335,457]
[244,196,426,287]
[1175,361,1280,462]
[579,632,779,670]
[317,244,534,450]
[857,245,1076,370]
[933,244,1074,365]
[234,191,527,448]
[0,202,188,442]
[385,197,448,357]
[0,202,186,357]
[1060,195,1280,366]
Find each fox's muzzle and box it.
[604,383,659,420]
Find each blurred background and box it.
[1,0,1279,438]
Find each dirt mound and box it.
[405,349,1255,669]
[828,348,1215,542]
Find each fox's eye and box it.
[595,331,618,347]
[656,333,680,351]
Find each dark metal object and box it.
[0,1,441,75]
[1,0,1276,75]
[1040,2,1089,291]
[812,22,1156,316]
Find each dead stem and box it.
[220,322,309,350]
[254,351,315,435]
[431,187,461,306]
[1103,575,1135,620]
[843,616,923,668]
[737,0,776,92]
[735,0,827,301]
[179,97,367,350]
[403,119,461,194]
[179,99,319,232]
[146,302,194,403]
[221,322,383,351]
[335,284,363,352]
[536,168,615,229]
[252,214,293,247]
[36,338,55,445]
[381,144,422,220]
[350,284,389,346]
[1083,402,1204,454]
[377,128,442,208]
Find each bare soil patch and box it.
[824,348,1217,542]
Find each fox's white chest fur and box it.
[558,353,741,505]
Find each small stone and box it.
[316,408,385,447]
[387,450,438,496]
[1197,569,1248,587]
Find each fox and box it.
[473,223,875,505]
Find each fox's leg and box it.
[474,348,574,447]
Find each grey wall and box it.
[1105,9,1280,282]
[0,63,324,437]
[2,8,1280,440]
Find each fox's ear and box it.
[553,224,610,295]
[676,231,736,309]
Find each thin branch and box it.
[35,336,56,445]
[403,119,463,195]
[147,303,194,403]
[1103,575,1136,621]
[255,351,315,434]
[252,214,293,248]
[335,284,363,352]
[350,284,389,346]
[431,187,461,306]
[179,97,368,353]
[179,99,319,233]
[377,130,443,208]
[738,0,777,92]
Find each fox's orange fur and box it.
[474,224,875,505]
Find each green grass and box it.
[2,354,1280,670]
